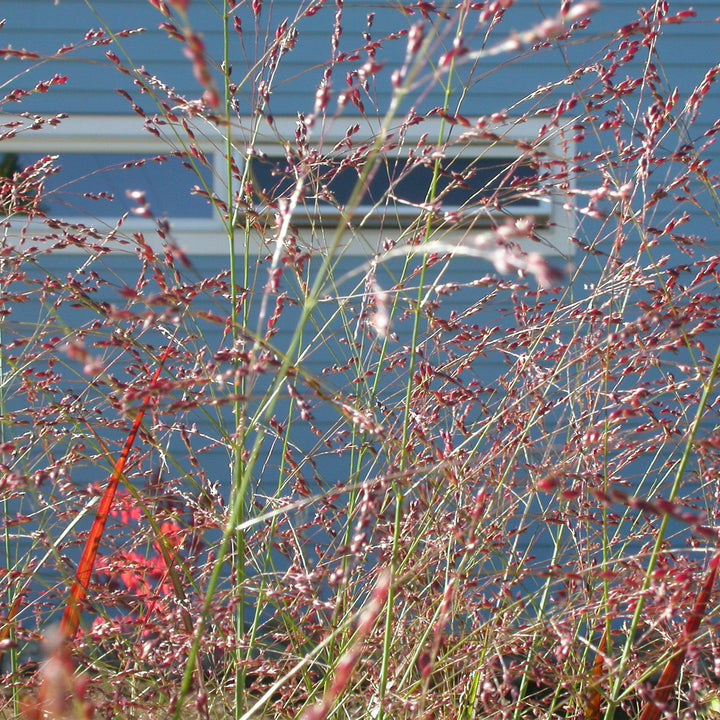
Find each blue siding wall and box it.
[0,3,703,109]
[2,1,719,120]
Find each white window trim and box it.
[0,114,573,256]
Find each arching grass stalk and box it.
[374,3,476,713]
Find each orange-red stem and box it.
[585,627,609,720]
[638,552,720,720]
[60,343,173,639]
[0,593,22,665]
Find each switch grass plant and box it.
[2,1,720,718]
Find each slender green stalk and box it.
[0,264,19,716]
[377,3,470,712]
[217,2,251,714]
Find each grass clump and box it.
[2,2,720,719]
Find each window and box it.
[0,115,572,255]
[242,116,572,255]
[248,153,542,214]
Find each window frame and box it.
[0,114,573,256]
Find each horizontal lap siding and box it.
[0,249,511,448]
[4,248,710,613]
[2,250,522,608]
[3,1,720,114]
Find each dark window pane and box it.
[248,154,540,212]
